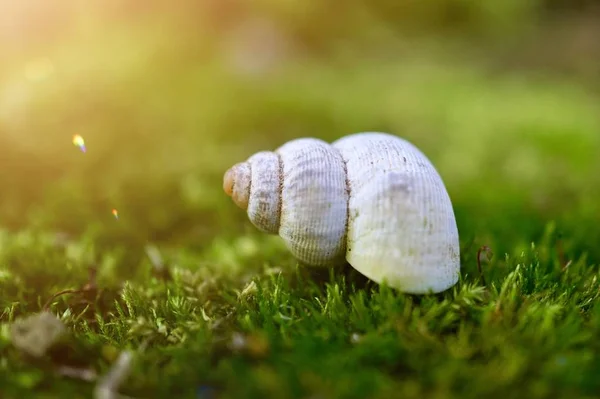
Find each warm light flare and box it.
[72,134,86,153]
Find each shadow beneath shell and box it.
[286,262,441,305]
[289,261,379,295]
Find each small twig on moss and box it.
[43,289,86,311]
[43,265,98,311]
[94,350,135,399]
[94,340,149,399]
[477,245,493,286]
[57,366,97,382]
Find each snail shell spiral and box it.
[224,132,460,294]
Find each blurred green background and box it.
[1,0,600,268]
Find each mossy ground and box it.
[1,4,600,399]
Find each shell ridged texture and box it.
[333,132,460,294]
[276,138,348,266]
[247,152,281,233]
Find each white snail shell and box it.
[223,132,460,294]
